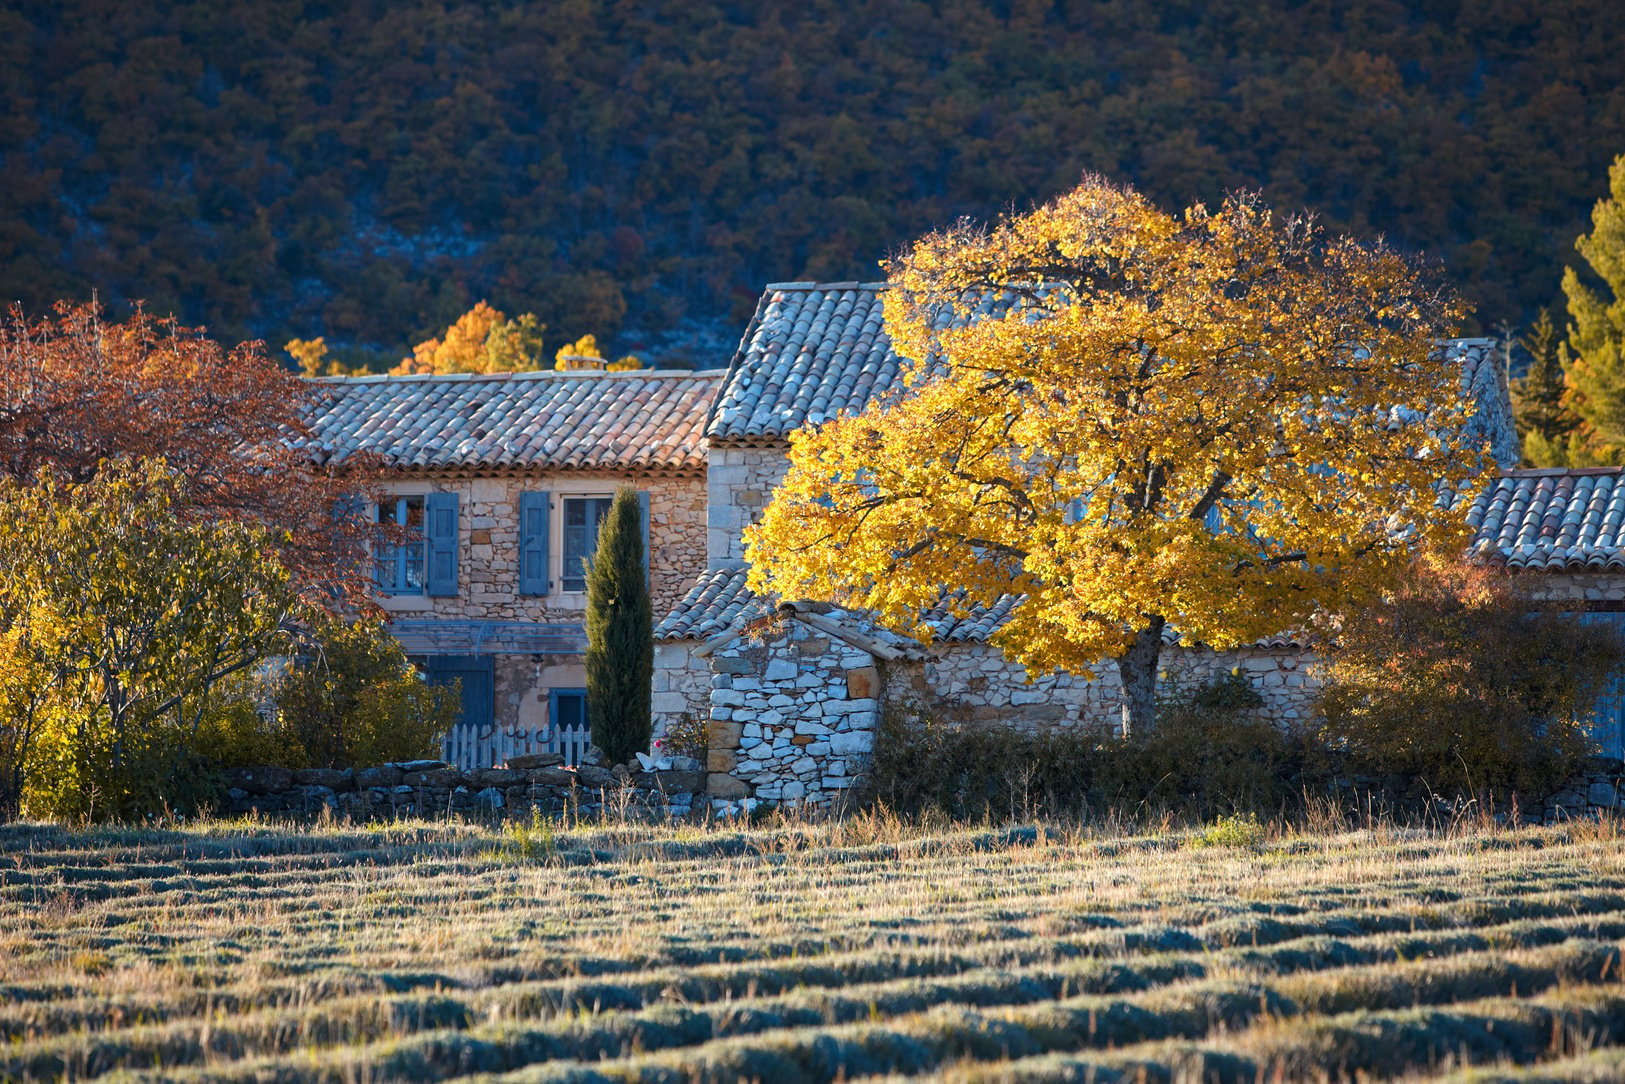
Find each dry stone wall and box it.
[699,619,1320,805]
[221,754,706,820]
[1526,572,1625,603]
[705,618,880,804]
[910,643,1317,735]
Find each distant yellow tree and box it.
[746,176,1485,735]
[554,333,642,371]
[285,336,366,377]
[1560,154,1625,464]
[392,302,547,375]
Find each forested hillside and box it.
[2,0,1622,369]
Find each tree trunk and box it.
[1116,617,1166,740]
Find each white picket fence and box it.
[443,722,592,770]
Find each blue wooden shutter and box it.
[637,490,651,585]
[519,491,550,596]
[424,492,459,596]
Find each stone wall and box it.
[903,642,1316,736]
[377,470,707,621]
[705,444,789,566]
[698,614,1320,804]
[221,754,706,820]
[1525,572,1625,603]
[652,639,713,742]
[705,618,880,804]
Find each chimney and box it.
[558,353,606,372]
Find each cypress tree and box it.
[584,485,652,765]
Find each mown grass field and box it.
[5,813,1625,1083]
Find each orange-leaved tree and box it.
[746,176,1486,736]
[0,301,376,608]
[389,301,548,375]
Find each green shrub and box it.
[0,459,296,821]
[1189,811,1266,848]
[1314,556,1625,799]
[190,672,310,770]
[871,673,1313,823]
[1113,671,1318,817]
[261,612,458,769]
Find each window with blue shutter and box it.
[519,491,551,596]
[376,496,427,594]
[424,492,460,596]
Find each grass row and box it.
[4,815,1625,1083]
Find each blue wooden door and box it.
[419,655,497,768]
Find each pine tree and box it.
[584,486,652,765]
[1513,308,1579,466]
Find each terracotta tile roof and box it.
[705,282,897,443]
[658,567,1314,649]
[708,284,1520,467]
[655,567,1028,647]
[656,567,771,641]
[305,369,722,474]
[1467,468,1625,571]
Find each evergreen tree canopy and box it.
[1562,155,1625,463]
[584,487,652,767]
[1514,308,1579,466]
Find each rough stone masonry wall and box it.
[1526,572,1625,604]
[221,756,707,820]
[908,643,1318,734]
[652,639,713,742]
[705,620,880,803]
[379,470,707,621]
[698,634,1317,806]
[706,444,790,566]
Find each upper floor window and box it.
[561,496,614,592]
[375,492,459,597]
[377,496,426,594]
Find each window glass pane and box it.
[561,496,613,592]
[377,496,427,594]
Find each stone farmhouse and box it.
[306,365,717,767]
[307,281,1625,802]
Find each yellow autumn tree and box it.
[285,336,368,377]
[391,302,547,375]
[554,333,642,371]
[746,176,1486,736]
